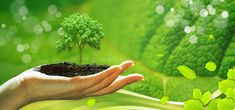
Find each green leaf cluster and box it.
[56,13,104,52]
[184,89,211,110]
[184,68,235,110]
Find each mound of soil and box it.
[39,62,110,77]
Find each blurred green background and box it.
[1,0,235,109]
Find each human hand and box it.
[0,60,144,110]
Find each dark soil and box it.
[39,62,110,77]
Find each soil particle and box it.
[39,62,110,77]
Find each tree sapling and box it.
[56,13,104,64]
[40,13,108,77]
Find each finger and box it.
[71,60,134,88]
[60,74,143,100]
[69,65,121,89]
[83,60,133,80]
[53,68,121,100]
[78,60,134,95]
[85,74,144,97]
[120,60,134,71]
[79,67,122,95]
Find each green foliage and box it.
[177,65,196,79]
[3,0,235,108]
[225,88,235,99]
[185,90,211,109]
[56,13,104,64]
[164,0,235,77]
[217,98,235,110]
[218,80,235,93]
[218,35,235,78]
[90,0,173,59]
[142,0,209,74]
[91,0,235,78]
[193,89,202,100]
[89,0,235,103]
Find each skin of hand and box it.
[0,60,144,110]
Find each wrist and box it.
[0,77,31,110]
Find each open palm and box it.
[19,60,144,102]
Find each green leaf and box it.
[86,98,96,106]
[205,61,217,71]
[208,99,219,110]
[177,65,196,79]
[217,98,235,110]
[227,69,235,80]
[218,80,235,93]
[225,88,235,99]
[201,91,211,105]
[184,100,204,110]
[208,34,215,40]
[193,89,202,100]
[160,96,169,104]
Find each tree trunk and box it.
[79,47,82,64]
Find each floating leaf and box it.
[87,98,96,106]
[227,69,235,80]
[160,96,169,104]
[205,61,217,71]
[184,100,204,110]
[201,91,211,105]
[208,99,219,110]
[225,88,235,99]
[177,65,196,79]
[218,80,235,93]
[193,89,203,100]
[217,98,235,110]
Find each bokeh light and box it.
[156,5,164,14]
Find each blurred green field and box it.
[1,0,231,109]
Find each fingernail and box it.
[130,62,135,67]
[136,76,144,81]
[125,62,134,69]
[135,74,144,81]
[140,77,144,81]
[128,60,134,66]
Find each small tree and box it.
[56,13,104,64]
